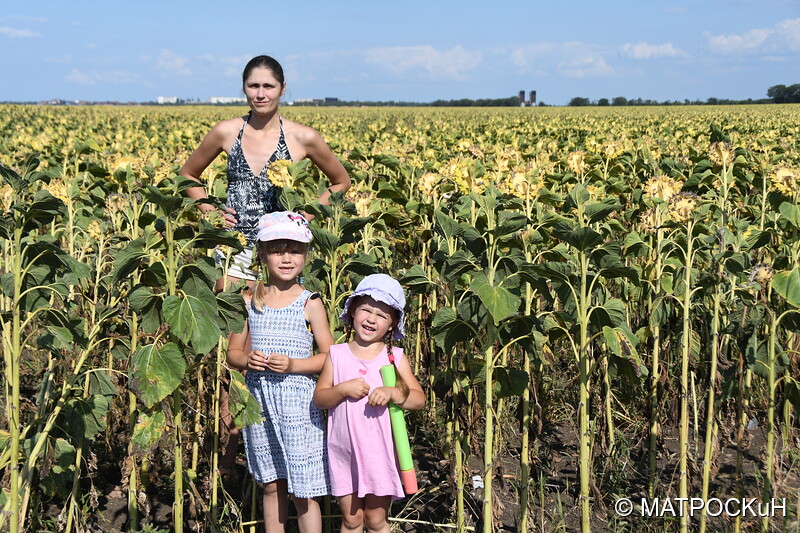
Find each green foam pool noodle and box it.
[380,364,418,493]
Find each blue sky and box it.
[1,0,798,105]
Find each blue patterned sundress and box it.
[242,289,330,497]
[226,113,292,246]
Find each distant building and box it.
[294,97,324,105]
[209,96,247,104]
[518,90,537,107]
[157,96,178,104]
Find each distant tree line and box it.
[766,84,800,103]
[567,96,773,107]
[567,84,800,107]
[309,96,523,107]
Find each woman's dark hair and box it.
[242,55,285,88]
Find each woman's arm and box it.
[180,121,237,226]
[297,127,351,205]
[313,353,370,409]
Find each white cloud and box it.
[510,42,615,78]
[510,43,558,71]
[707,28,772,53]
[0,26,39,38]
[197,54,252,78]
[620,42,689,59]
[776,17,800,50]
[364,45,478,79]
[154,49,191,76]
[65,68,140,86]
[707,17,800,54]
[558,56,615,78]
[65,68,94,85]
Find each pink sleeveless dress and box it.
[326,343,404,499]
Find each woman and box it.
[181,55,351,287]
[180,55,350,488]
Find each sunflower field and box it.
[1,103,800,533]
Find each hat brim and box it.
[340,290,405,340]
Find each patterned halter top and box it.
[226,113,292,244]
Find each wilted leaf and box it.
[130,343,186,408]
[228,370,264,428]
[131,410,168,454]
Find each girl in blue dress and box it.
[227,211,333,533]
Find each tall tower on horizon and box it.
[519,90,537,106]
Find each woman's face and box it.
[243,67,285,115]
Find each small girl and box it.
[313,274,424,533]
[227,211,333,533]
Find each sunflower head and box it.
[749,263,774,284]
[668,192,700,223]
[44,181,70,203]
[112,156,139,175]
[267,159,294,188]
[709,142,735,167]
[644,175,682,202]
[567,151,587,175]
[0,185,13,211]
[602,140,625,160]
[770,167,798,197]
[418,172,442,197]
[87,220,103,242]
[639,207,662,234]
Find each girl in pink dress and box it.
[313,274,424,533]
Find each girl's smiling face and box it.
[351,296,397,344]
[257,239,307,282]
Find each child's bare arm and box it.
[313,354,369,408]
[226,321,250,371]
[393,356,425,410]
[277,295,333,374]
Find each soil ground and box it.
[47,413,798,533]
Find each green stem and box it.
[678,219,695,533]
[482,323,496,533]
[699,287,723,533]
[763,311,777,533]
[578,250,592,533]
[7,225,23,533]
[173,388,184,533]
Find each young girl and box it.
[313,274,424,533]
[227,211,333,533]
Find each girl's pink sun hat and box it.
[256,211,312,243]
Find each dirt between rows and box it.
[58,410,797,533]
